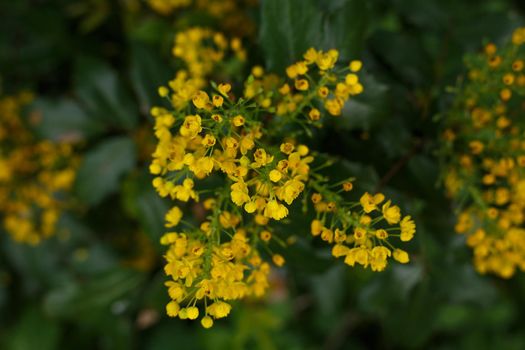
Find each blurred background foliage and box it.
[2,0,525,349]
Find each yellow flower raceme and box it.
[151,47,414,327]
[0,93,78,244]
[309,184,414,272]
[441,27,525,278]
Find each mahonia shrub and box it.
[150,41,416,327]
[441,27,525,278]
[0,93,77,244]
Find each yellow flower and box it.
[231,181,250,206]
[252,65,264,77]
[375,229,388,239]
[349,60,362,72]
[316,49,338,70]
[149,162,162,174]
[469,140,484,154]
[295,79,309,91]
[212,95,224,107]
[353,227,366,241]
[321,228,333,243]
[318,86,329,98]
[308,108,320,121]
[158,86,169,97]
[325,98,343,116]
[311,193,322,203]
[503,73,515,85]
[172,178,198,202]
[202,134,216,147]
[342,182,353,191]
[166,301,180,317]
[332,244,350,257]
[360,192,385,213]
[370,246,391,271]
[192,91,210,109]
[311,220,323,236]
[263,200,288,220]
[269,169,282,182]
[276,179,305,205]
[201,316,213,328]
[382,200,401,224]
[253,148,274,167]
[165,206,183,228]
[260,230,272,241]
[189,156,214,177]
[218,83,231,95]
[345,74,359,85]
[219,211,240,228]
[400,216,416,241]
[286,64,298,79]
[500,88,512,101]
[207,301,231,318]
[353,246,369,267]
[180,115,202,138]
[244,201,257,213]
[303,47,318,64]
[393,249,409,263]
[232,115,245,127]
[272,254,285,267]
[186,306,199,320]
[279,83,290,95]
[280,142,294,155]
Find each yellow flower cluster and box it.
[157,27,245,111]
[442,27,525,278]
[0,93,77,244]
[147,0,192,15]
[172,27,245,80]
[147,0,256,37]
[161,204,270,328]
[244,48,364,120]
[151,46,415,326]
[310,185,415,272]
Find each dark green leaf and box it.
[4,307,60,350]
[322,0,369,60]
[44,268,144,319]
[129,42,172,115]
[122,171,169,248]
[74,56,139,130]
[75,137,137,205]
[31,98,105,142]
[259,0,323,73]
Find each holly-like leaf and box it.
[75,137,136,205]
[74,56,139,131]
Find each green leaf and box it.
[259,0,323,73]
[75,137,137,205]
[310,265,347,323]
[369,30,430,87]
[339,72,390,131]
[129,18,173,45]
[122,171,170,248]
[3,307,60,350]
[0,5,69,88]
[129,42,172,115]
[31,97,105,142]
[74,56,139,130]
[322,0,369,60]
[44,268,144,320]
[0,235,67,294]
